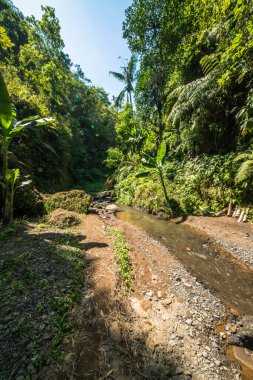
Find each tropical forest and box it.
[1,0,253,379]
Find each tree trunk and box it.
[2,141,12,225]
[238,210,245,223]
[3,190,12,225]
[158,168,169,204]
[214,208,228,217]
[129,91,132,107]
[227,201,233,216]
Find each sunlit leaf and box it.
[136,171,151,178]
[156,141,166,165]
[0,73,12,130]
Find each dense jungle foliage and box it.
[106,0,253,216]
[1,0,253,219]
[0,0,116,217]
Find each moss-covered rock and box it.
[47,190,92,214]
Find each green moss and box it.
[46,190,92,214]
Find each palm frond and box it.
[109,71,125,82]
[114,88,126,108]
[128,54,138,81]
[234,152,253,162]
[235,160,253,183]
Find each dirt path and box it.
[57,212,242,379]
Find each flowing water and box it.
[117,207,253,315]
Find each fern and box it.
[200,54,220,76]
[234,151,253,184]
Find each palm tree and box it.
[109,54,137,107]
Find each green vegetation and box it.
[46,190,92,214]
[107,226,133,290]
[47,209,83,229]
[105,0,253,216]
[136,140,169,204]
[110,54,137,107]
[0,223,86,378]
[4,0,251,219]
[1,0,253,377]
[0,72,52,224]
[0,0,116,222]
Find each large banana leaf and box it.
[156,140,166,165]
[5,168,20,185]
[141,153,156,168]
[7,117,54,141]
[136,170,151,178]
[0,73,12,131]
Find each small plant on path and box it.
[107,226,133,290]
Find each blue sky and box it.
[13,0,132,98]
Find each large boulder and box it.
[47,190,92,214]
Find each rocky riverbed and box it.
[1,204,252,379]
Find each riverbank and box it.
[184,216,253,269]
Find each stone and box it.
[227,336,243,347]
[185,319,193,326]
[157,290,163,298]
[164,297,172,306]
[169,339,177,347]
[183,282,192,288]
[105,204,121,212]
[144,290,153,300]
[219,332,226,340]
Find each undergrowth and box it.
[114,154,253,217]
[106,226,133,290]
[0,223,86,379]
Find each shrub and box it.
[46,190,92,214]
[14,186,45,216]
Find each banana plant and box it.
[136,140,169,204]
[0,73,53,224]
[0,169,32,224]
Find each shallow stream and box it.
[117,207,253,315]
